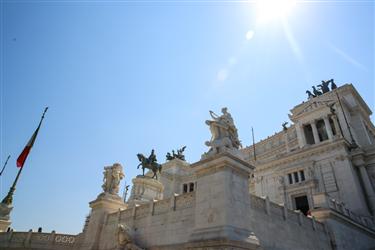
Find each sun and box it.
[256,0,297,23]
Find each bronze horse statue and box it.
[137,152,162,179]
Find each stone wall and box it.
[249,195,331,250]
[98,191,196,249]
[95,190,332,250]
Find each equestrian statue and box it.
[137,149,162,179]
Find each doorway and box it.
[294,195,309,215]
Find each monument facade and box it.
[1,83,375,249]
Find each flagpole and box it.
[0,155,10,176]
[252,127,256,161]
[1,107,48,206]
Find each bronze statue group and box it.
[306,79,337,99]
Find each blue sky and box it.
[0,0,374,234]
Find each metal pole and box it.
[252,127,256,161]
[1,107,48,205]
[0,155,10,176]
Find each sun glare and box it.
[256,0,296,23]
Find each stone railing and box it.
[0,230,78,249]
[250,194,326,233]
[313,193,375,230]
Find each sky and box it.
[0,0,374,234]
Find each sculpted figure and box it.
[137,149,162,179]
[306,90,315,99]
[312,86,322,96]
[330,79,337,89]
[117,224,142,250]
[205,107,241,154]
[282,121,288,131]
[318,80,330,93]
[102,163,125,195]
[166,146,186,161]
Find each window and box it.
[300,170,305,181]
[189,183,194,192]
[303,124,315,145]
[293,172,299,183]
[288,173,293,184]
[287,170,306,185]
[182,182,195,193]
[183,184,188,193]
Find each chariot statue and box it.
[205,107,241,155]
[166,146,186,161]
[137,149,162,179]
[102,163,125,195]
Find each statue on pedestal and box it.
[137,149,162,179]
[166,146,186,161]
[205,107,241,155]
[102,163,125,195]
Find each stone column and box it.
[189,152,260,249]
[323,116,334,140]
[358,165,375,215]
[331,115,340,138]
[296,123,307,148]
[311,121,320,144]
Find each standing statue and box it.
[318,80,330,93]
[102,163,125,195]
[312,86,322,96]
[306,90,315,99]
[137,149,162,179]
[166,146,187,161]
[205,107,241,155]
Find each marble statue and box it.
[137,149,162,179]
[117,224,142,250]
[102,163,125,195]
[205,107,241,154]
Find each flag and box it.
[16,107,48,168]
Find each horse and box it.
[306,90,315,99]
[318,80,330,93]
[136,154,162,179]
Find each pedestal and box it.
[81,193,127,250]
[189,152,260,249]
[127,176,164,207]
[0,203,12,232]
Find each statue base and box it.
[0,202,12,232]
[127,176,164,207]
